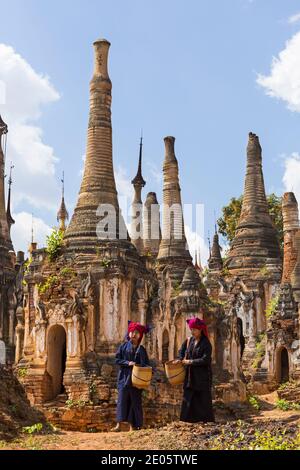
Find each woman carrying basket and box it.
[112,321,150,432]
[177,317,215,423]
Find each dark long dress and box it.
[179,335,215,423]
[115,341,150,428]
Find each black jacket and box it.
[179,335,213,391]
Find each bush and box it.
[248,395,260,410]
[276,399,300,411]
[22,423,43,434]
[251,333,266,369]
[46,229,64,261]
[265,294,279,319]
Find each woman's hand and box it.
[128,361,136,366]
[182,359,193,365]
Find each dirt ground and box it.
[1,392,300,450]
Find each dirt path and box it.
[1,392,300,450]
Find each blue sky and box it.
[1,0,300,263]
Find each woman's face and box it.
[191,328,201,339]
[129,330,141,344]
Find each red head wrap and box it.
[186,317,208,337]
[127,321,149,343]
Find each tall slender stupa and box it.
[157,136,191,263]
[131,137,146,254]
[64,39,132,253]
[0,116,14,260]
[226,133,281,277]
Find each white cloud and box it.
[288,12,300,24]
[0,43,61,215]
[115,165,133,201]
[146,160,162,184]
[115,165,133,231]
[257,31,300,112]
[11,211,52,254]
[282,152,300,204]
[79,154,86,177]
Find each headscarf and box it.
[127,321,150,343]
[186,317,209,338]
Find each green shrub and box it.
[65,399,93,408]
[100,258,112,268]
[276,399,300,411]
[38,275,59,294]
[251,333,266,369]
[265,294,279,319]
[248,395,260,410]
[17,367,28,379]
[22,423,43,434]
[46,229,64,261]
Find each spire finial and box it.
[61,171,65,198]
[208,230,211,258]
[57,170,69,232]
[131,133,146,188]
[8,162,14,186]
[6,162,15,232]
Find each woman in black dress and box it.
[177,317,214,423]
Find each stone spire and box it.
[57,172,69,232]
[291,231,300,302]
[208,228,223,271]
[157,136,191,262]
[64,39,130,252]
[130,136,146,254]
[143,192,161,257]
[0,116,14,258]
[28,214,37,255]
[282,192,299,284]
[226,132,281,276]
[194,250,200,270]
[6,163,15,237]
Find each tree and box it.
[217,193,283,249]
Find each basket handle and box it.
[132,372,150,383]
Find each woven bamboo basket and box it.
[165,360,185,385]
[132,365,152,389]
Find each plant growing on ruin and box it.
[100,258,112,268]
[201,267,209,278]
[251,333,266,369]
[275,399,300,411]
[172,280,181,297]
[22,258,32,286]
[221,266,230,277]
[22,423,43,434]
[278,380,297,391]
[248,395,260,410]
[265,294,279,319]
[17,367,28,379]
[46,229,64,261]
[258,265,270,277]
[60,267,76,278]
[65,399,93,408]
[38,275,59,294]
[89,382,97,401]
